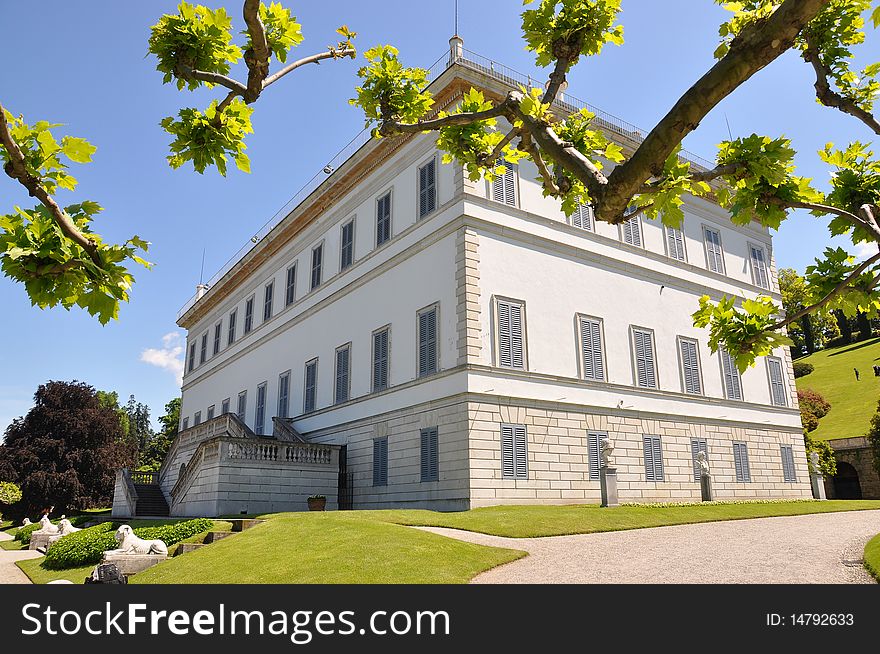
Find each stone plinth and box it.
[811,472,827,500]
[600,467,619,507]
[700,474,714,502]
[102,552,167,575]
[29,532,56,550]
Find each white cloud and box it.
[852,241,879,261]
[140,332,184,386]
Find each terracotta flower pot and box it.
[307,497,326,511]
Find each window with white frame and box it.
[376,192,392,246]
[304,358,318,413]
[228,309,237,345]
[666,225,686,261]
[372,326,390,392]
[750,244,770,289]
[340,220,355,271]
[578,316,604,381]
[733,441,751,482]
[490,165,517,206]
[285,264,296,307]
[703,226,725,274]
[263,280,274,322]
[310,244,323,291]
[244,296,254,334]
[206,405,215,420]
[766,356,787,406]
[418,306,438,377]
[372,437,388,486]
[500,423,528,479]
[254,382,267,434]
[213,321,222,356]
[780,445,797,483]
[334,343,351,404]
[496,299,526,370]
[621,215,642,247]
[237,390,247,422]
[570,203,594,231]
[277,371,290,419]
[690,438,708,482]
[643,435,664,481]
[632,327,658,388]
[194,411,201,426]
[720,348,743,400]
[678,337,703,395]
[221,398,230,415]
[418,158,437,218]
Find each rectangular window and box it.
[750,245,770,289]
[340,220,355,270]
[587,431,606,481]
[420,427,439,482]
[182,417,189,430]
[244,296,254,334]
[500,423,528,479]
[496,299,526,370]
[194,411,202,426]
[372,437,388,486]
[571,203,594,231]
[691,438,708,482]
[372,327,390,392]
[213,322,222,355]
[666,225,686,261]
[254,382,267,434]
[704,227,725,274]
[418,306,438,377]
[720,348,743,400]
[376,192,392,246]
[285,264,297,307]
[237,390,247,422]
[781,445,797,483]
[221,398,230,415]
[578,316,604,381]
[263,280,274,322]
[632,328,658,389]
[767,356,787,406]
[334,344,351,404]
[199,333,208,364]
[310,244,323,290]
[304,359,318,413]
[228,309,237,345]
[206,405,215,420]
[678,338,702,395]
[733,441,751,482]
[277,371,290,419]
[490,165,517,206]
[621,215,642,247]
[643,435,664,481]
[188,342,196,372]
[418,159,437,218]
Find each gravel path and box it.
[419,509,880,584]
[0,530,39,584]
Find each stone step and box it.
[173,542,206,556]
[231,519,262,532]
[203,531,233,544]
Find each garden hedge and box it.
[43,518,214,570]
[14,514,94,544]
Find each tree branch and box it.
[481,126,520,166]
[242,0,271,103]
[802,32,880,136]
[262,47,356,89]
[175,64,248,96]
[520,132,559,195]
[596,0,828,222]
[0,103,103,268]
[379,94,516,136]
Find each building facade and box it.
[121,46,812,516]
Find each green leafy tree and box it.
[779,268,840,354]
[0,481,22,506]
[868,398,880,478]
[139,398,180,472]
[125,394,154,453]
[798,388,837,477]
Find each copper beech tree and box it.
[2,0,880,375]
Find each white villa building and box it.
[113,41,811,518]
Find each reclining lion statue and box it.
[57,518,80,536]
[109,525,168,556]
[35,515,60,534]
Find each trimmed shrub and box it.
[0,482,22,505]
[43,518,214,570]
[15,521,48,544]
[792,362,814,378]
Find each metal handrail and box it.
[176,47,717,321]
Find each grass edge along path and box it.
[864,533,880,582]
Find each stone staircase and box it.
[133,483,170,517]
[172,521,260,557]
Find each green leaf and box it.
[61,136,97,163]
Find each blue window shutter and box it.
[420,427,439,482]
[228,310,237,345]
[418,308,437,376]
[721,349,743,400]
[377,193,392,244]
[768,357,787,406]
[373,329,389,391]
[419,160,436,218]
[587,432,602,481]
[373,438,388,486]
[304,361,317,413]
[501,425,515,478]
[286,265,296,305]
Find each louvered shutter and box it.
[278,373,289,418]
[572,204,593,231]
[377,193,391,244]
[311,246,322,290]
[623,216,642,246]
[286,265,296,305]
[691,438,708,482]
[237,391,247,421]
[341,222,354,270]
[750,246,769,289]
[721,349,743,400]
[418,309,437,376]
[228,310,237,345]
[420,427,439,482]
[705,229,724,273]
[304,361,317,413]
[680,339,702,394]
[373,329,389,391]
[498,302,512,368]
[492,166,516,206]
[513,425,528,479]
[767,357,786,406]
[419,160,436,218]
[221,398,230,415]
[255,383,266,434]
[335,347,349,404]
[373,438,388,486]
[587,432,601,481]
[643,436,656,481]
[580,318,604,381]
[501,425,516,478]
[780,445,796,483]
[652,437,663,481]
[667,226,685,260]
[497,301,525,369]
[634,329,657,388]
[207,405,215,420]
[733,442,751,482]
[510,303,524,369]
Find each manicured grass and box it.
[132,512,525,584]
[15,559,95,585]
[864,533,880,582]
[795,337,880,440]
[0,538,24,551]
[377,500,880,538]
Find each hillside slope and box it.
[794,337,880,440]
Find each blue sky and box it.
[1,1,878,432]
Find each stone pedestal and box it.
[29,532,56,550]
[811,472,827,500]
[102,552,167,576]
[700,474,714,502]
[600,467,619,508]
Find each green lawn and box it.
[795,337,880,440]
[15,559,96,585]
[864,533,880,582]
[0,538,24,551]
